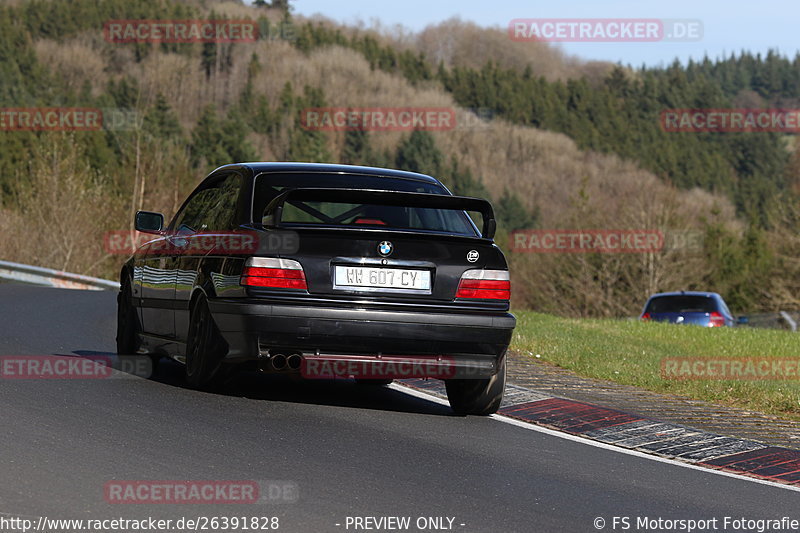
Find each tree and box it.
[341,127,373,165]
[268,0,292,13]
[144,94,182,141]
[190,106,256,168]
[443,157,487,197]
[496,189,537,231]
[395,130,442,175]
[701,221,774,310]
[190,106,228,167]
[286,85,331,162]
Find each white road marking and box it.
[390,382,800,494]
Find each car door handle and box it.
[167,235,189,248]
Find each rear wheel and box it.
[445,357,506,416]
[185,295,226,389]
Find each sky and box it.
[289,0,799,68]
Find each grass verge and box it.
[511,311,800,421]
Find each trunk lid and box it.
[278,227,504,302]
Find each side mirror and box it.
[135,211,164,234]
[736,316,749,325]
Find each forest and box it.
[1,0,799,316]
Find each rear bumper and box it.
[208,298,515,375]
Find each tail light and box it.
[455,269,510,300]
[641,312,651,321]
[709,311,725,327]
[240,257,307,290]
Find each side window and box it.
[172,173,242,233]
[207,174,242,230]
[174,189,218,233]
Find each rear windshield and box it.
[253,172,478,236]
[645,295,718,314]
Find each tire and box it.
[117,277,160,375]
[445,357,506,416]
[116,278,141,356]
[185,295,227,389]
[355,378,394,386]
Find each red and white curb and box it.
[396,379,800,491]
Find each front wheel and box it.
[116,278,160,374]
[445,357,506,416]
[116,278,140,356]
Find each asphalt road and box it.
[0,283,797,533]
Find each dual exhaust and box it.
[266,353,302,371]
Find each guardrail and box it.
[0,260,119,291]
[779,311,798,332]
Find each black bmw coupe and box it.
[117,163,515,414]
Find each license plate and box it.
[334,266,431,292]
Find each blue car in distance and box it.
[640,291,735,327]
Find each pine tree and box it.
[496,189,537,231]
[395,130,442,175]
[190,106,228,167]
[341,127,373,165]
[144,94,182,141]
[444,157,487,198]
[287,85,330,162]
[191,106,257,168]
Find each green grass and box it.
[511,311,800,421]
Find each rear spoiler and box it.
[263,188,496,239]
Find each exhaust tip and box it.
[271,354,287,370]
[287,354,302,370]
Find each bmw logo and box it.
[378,241,393,256]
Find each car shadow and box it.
[65,350,456,417]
